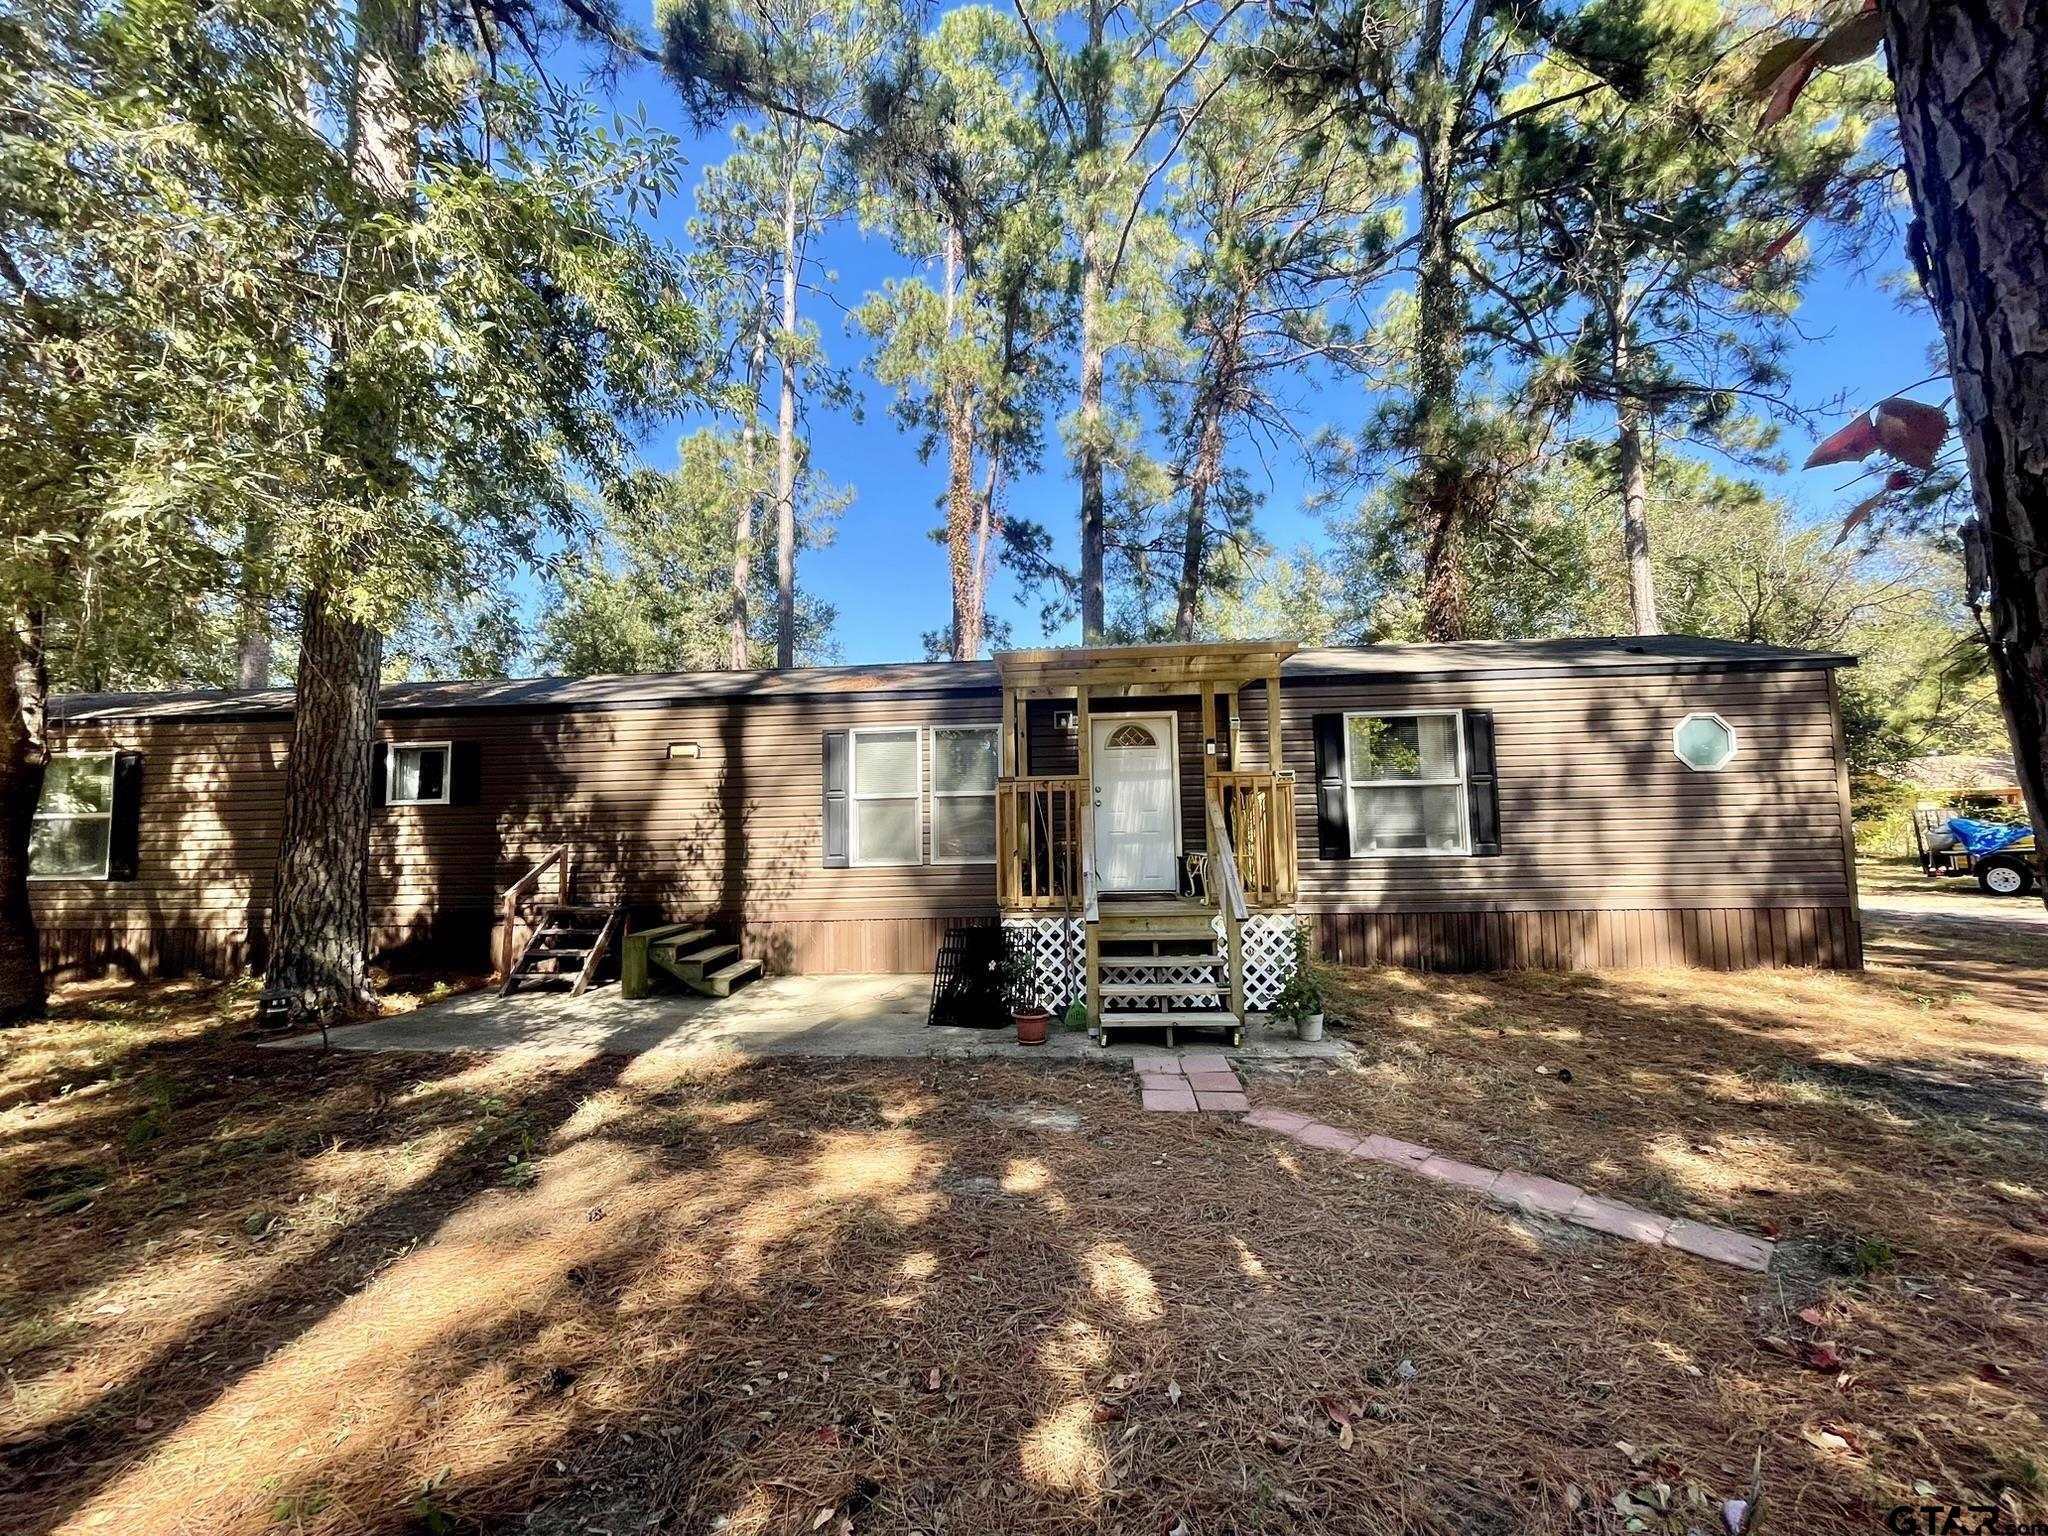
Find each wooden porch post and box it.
[1076,683,1097,1025]
[1266,666,1284,774]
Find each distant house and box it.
[34,637,1863,1024]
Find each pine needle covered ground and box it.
[0,909,2042,1535]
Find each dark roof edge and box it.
[1281,653,1857,687]
[53,649,1854,725]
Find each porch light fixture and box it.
[1054,710,1077,733]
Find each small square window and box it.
[1672,713,1738,772]
[388,742,451,805]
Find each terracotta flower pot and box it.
[1014,1008,1051,1046]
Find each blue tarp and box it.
[1947,817,2033,858]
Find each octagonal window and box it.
[1673,712,1738,772]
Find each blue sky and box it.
[536,12,1945,668]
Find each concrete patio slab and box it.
[265,975,1353,1065]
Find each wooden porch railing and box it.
[997,776,1084,910]
[1214,770,1298,909]
[495,842,572,978]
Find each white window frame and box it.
[29,749,116,881]
[1342,709,1471,859]
[929,723,998,866]
[1671,711,1739,773]
[848,724,924,868]
[387,740,453,807]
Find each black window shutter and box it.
[107,749,143,881]
[449,741,482,805]
[1464,710,1501,857]
[1312,713,1349,860]
[822,731,849,868]
[369,742,389,808]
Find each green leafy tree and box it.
[659,0,911,667]
[1010,0,1243,640]
[852,5,1068,660]
[536,430,839,674]
[1477,0,1891,634]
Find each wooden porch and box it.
[993,642,1300,1045]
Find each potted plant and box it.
[1000,939,1052,1045]
[1270,923,1325,1041]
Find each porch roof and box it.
[993,640,1299,694]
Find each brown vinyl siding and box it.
[34,651,1861,980]
[1236,666,1856,916]
[37,691,1004,979]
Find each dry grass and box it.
[1,918,2043,1535]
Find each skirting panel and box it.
[1307,905,1862,972]
[999,913,1303,1013]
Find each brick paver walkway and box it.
[1132,1056,1773,1272]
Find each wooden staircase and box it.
[1093,898,1243,1048]
[501,903,622,998]
[621,921,763,1000]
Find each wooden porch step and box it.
[647,928,714,955]
[1099,952,1223,968]
[661,942,737,978]
[698,957,763,997]
[1101,982,1225,1000]
[1096,1008,1243,1048]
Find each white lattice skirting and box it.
[1001,913,1300,1014]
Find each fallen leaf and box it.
[1801,1425,1850,1452]
[1166,1380,1182,1407]
[1092,1404,1125,1423]
[1803,1343,1842,1371]
[1797,1306,1825,1327]
[811,1507,834,1530]
[926,1368,941,1392]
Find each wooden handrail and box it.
[496,842,572,978]
[1205,790,1248,1018]
[1205,794,1249,925]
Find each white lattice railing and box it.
[1003,913,1300,1015]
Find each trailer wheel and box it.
[1976,856,2035,897]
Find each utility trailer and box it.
[1913,805,2042,897]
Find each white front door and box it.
[1091,715,1179,893]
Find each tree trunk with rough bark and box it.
[1076,0,1108,642]
[729,278,769,671]
[1411,0,1471,644]
[1880,0,2048,863]
[0,608,49,1025]
[1174,399,1226,641]
[267,591,381,1018]
[942,225,982,661]
[775,176,801,671]
[1608,301,1659,635]
[265,0,419,1022]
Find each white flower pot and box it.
[1295,1012,1324,1042]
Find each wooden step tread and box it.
[707,958,761,984]
[671,943,737,971]
[1100,982,1225,999]
[1101,1009,1241,1026]
[1099,953,1224,967]
[647,928,714,953]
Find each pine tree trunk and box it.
[0,606,49,1025]
[1076,0,1108,642]
[1881,0,2048,859]
[1174,401,1226,641]
[266,590,381,1020]
[1411,0,1470,644]
[1610,310,1659,635]
[775,176,801,671]
[942,225,982,661]
[730,278,769,671]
